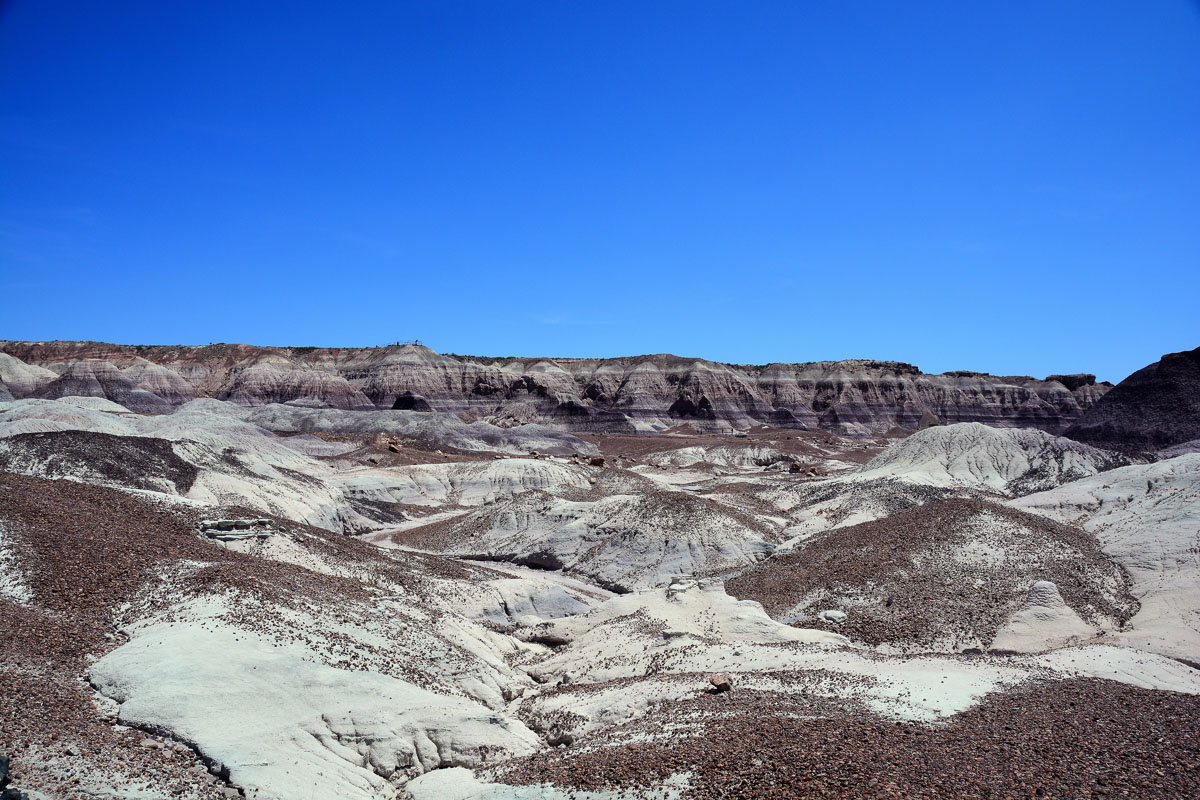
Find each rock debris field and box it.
[1,342,1199,799]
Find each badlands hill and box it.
[2,343,1199,799]
[1065,345,1200,452]
[0,340,1112,435]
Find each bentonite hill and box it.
[1,341,1198,800]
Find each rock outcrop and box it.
[0,352,56,399]
[1065,346,1200,452]
[31,360,172,414]
[120,358,197,405]
[855,422,1132,496]
[217,357,376,410]
[0,340,1114,435]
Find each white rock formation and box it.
[420,490,776,590]
[90,619,540,800]
[0,398,372,531]
[990,581,1097,653]
[1035,644,1200,693]
[405,768,688,800]
[527,578,844,666]
[758,422,1132,545]
[857,422,1128,496]
[0,522,32,604]
[511,579,1198,740]
[332,459,592,509]
[0,397,139,437]
[642,444,792,468]
[0,351,57,398]
[1012,453,1200,664]
[458,578,593,626]
[238,402,595,456]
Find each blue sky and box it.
[2,1,1197,382]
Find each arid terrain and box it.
[1,343,1198,800]
[0,340,1115,436]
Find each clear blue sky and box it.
[2,1,1197,382]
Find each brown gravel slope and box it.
[726,498,1137,649]
[491,678,1200,799]
[0,430,200,494]
[0,471,238,797]
[0,471,505,797]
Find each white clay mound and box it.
[332,458,593,508]
[990,581,1097,653]
[0,398,371,531]
[857,422,1129,496]
[642,444,792,469]
[414,489,776,591]
[91,619,540,800]
[1012,453,1200,664]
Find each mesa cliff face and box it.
[0,340,1110,435]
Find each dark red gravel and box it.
[726,498,1137,649]
[492,679,1200,799]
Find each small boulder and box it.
[666,577,698,600]
[818,609,847,625]
[709,673,733,693]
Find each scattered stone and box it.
[547,726,575,747]
[709,673,733,693]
